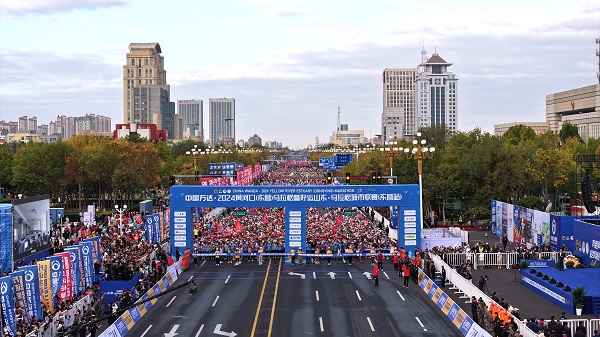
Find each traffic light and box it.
[371,172,377,184]
[377,172,382,184]
[327,172,333,184]
[169,175,176,186]
[345,172,351,184]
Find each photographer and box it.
[478,275,489,292]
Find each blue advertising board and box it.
[208,162,237,176]
[572,220,600,266]
[170,185,422,261]
[333,153,353,166]
[0,205,12,274]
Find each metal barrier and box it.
[590,319,600,337]
[561,319,591,337]
[443,252,524,269]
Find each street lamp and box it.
[402,132,435,232]
[186,145,200,181]
[380,140,400,177]
[114,204,127,233]
[58,212,63,239]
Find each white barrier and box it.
[430,255,537,337]
[443,252,521,269]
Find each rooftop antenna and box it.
[420,42,427,74]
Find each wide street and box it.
[125,258,461,337]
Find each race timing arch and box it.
[169,184,422,260]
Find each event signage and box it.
[37,260,53,312]
[170,185,422,259]
[84,236,102,266]
[285,208,306,253]
[572,220,600,266]
[0,275,16,336]
[491,200,550,248]
[0,205,13,274]
[64,247,84,296]
[145,214,162,244]
[47,255,64,300]
[80,242,94,288]
[55,252,73,300]
[12,270,30,322]
[21,265,43,320]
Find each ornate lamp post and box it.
[186,145,200,181]
[114,204,127,233]
[402,132,435,232]
[380,140,400,177]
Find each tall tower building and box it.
[209,98,235,146]
[382,68,416,140]
[415,48,458,132]
[123,43,167,124]
[177,99,203,140]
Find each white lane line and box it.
[201,260,207,266]
[396,290,405,301]
[194,324,204,337]
[166,296,177,307]
[140,325,153,337]
[315,290,320,301]
[415,316,427,331]
[212,295,220,307]
[319,317,324,332]
[313,271,316,279]
[383,271,390,279]
[225,275,231,284]
[366,317,375,331]
[188,275,194,282]
[355,290,362,301]
[348,271,353,279]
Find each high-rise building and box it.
[382,68,416,141]
[123,43,167,124]
[131,84,179,140]
[18,116,37,133]
[415,48,458,132]
[209,98,235,146]
[73,113,112,135]
[177,99,203,140]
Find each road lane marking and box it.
[267,258,282,337]
[225,275,231,284]
[415,316,427,331]
[383,271,389,279]
[212,295,220,307]
[319,317,324,332]
[348,271,353,279]
[140,325,152,337]
[396,290,405,301]
[356,290,362,301]
[166,296,177,307]
[194,324,204,337]
[251,259,273,337]
[188,275,194,282]
[201,260,206,266]
[315,290,320,301]
[367,317,375,331]
[313,271,316,279]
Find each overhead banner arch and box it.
[170,184,422,259]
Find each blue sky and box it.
[0,0,598,148]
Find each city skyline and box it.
[0,0,598,148]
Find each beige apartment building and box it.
[123,43,167,124]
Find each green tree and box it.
[558,120,582,144]
[503,124,536,145]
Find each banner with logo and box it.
[80,241,94,288]
[12,270,31,322]
[572,220,600,266]
[145,215,155,243]
[84,236,102,265]
[65,247,85,296]
[21,265,43,320]
[55,252,73,300]
[0,275,16,336]
[37,259,53,313]
[47,255,65,301]
[0,206,13,275]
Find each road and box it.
[125,258,462,337]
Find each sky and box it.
[0,0,598,149]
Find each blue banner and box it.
[64,247,84,296]
[21,265,43,320]
[0,206,13,274]
[80,242,94,288]
[47,255,64,300]
[145,215,156,244]
[152,213,161,243]
[0,276,15,336]
[12,270,30,322]
[84,236,102,265]
[572,220,600,266]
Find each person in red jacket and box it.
[372,263,379,286]
[402,263,410,288]
[393,252,399,271]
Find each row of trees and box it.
[0,122,592,217]
[311,122,592,220]
[0,136,278,209]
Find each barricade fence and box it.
[441,252,565,270]
[561,318,597,337]
[35,295,93,337]
[430,255,537,337]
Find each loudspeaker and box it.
[581,175,595,213]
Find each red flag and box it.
[235,219,242,233]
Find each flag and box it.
[55,252,73,300]
[21,265,43,320]
[0,275,16,336]
[235,218,242,233]
[64,247,84,296]
[37,260,53,313]
[47,255,65,301]
[80,242,94,288]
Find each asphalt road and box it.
[125,258,462,337]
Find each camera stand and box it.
[509,268,520,285]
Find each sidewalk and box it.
[444,230,597,321]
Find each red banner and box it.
[55,252,73,301]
